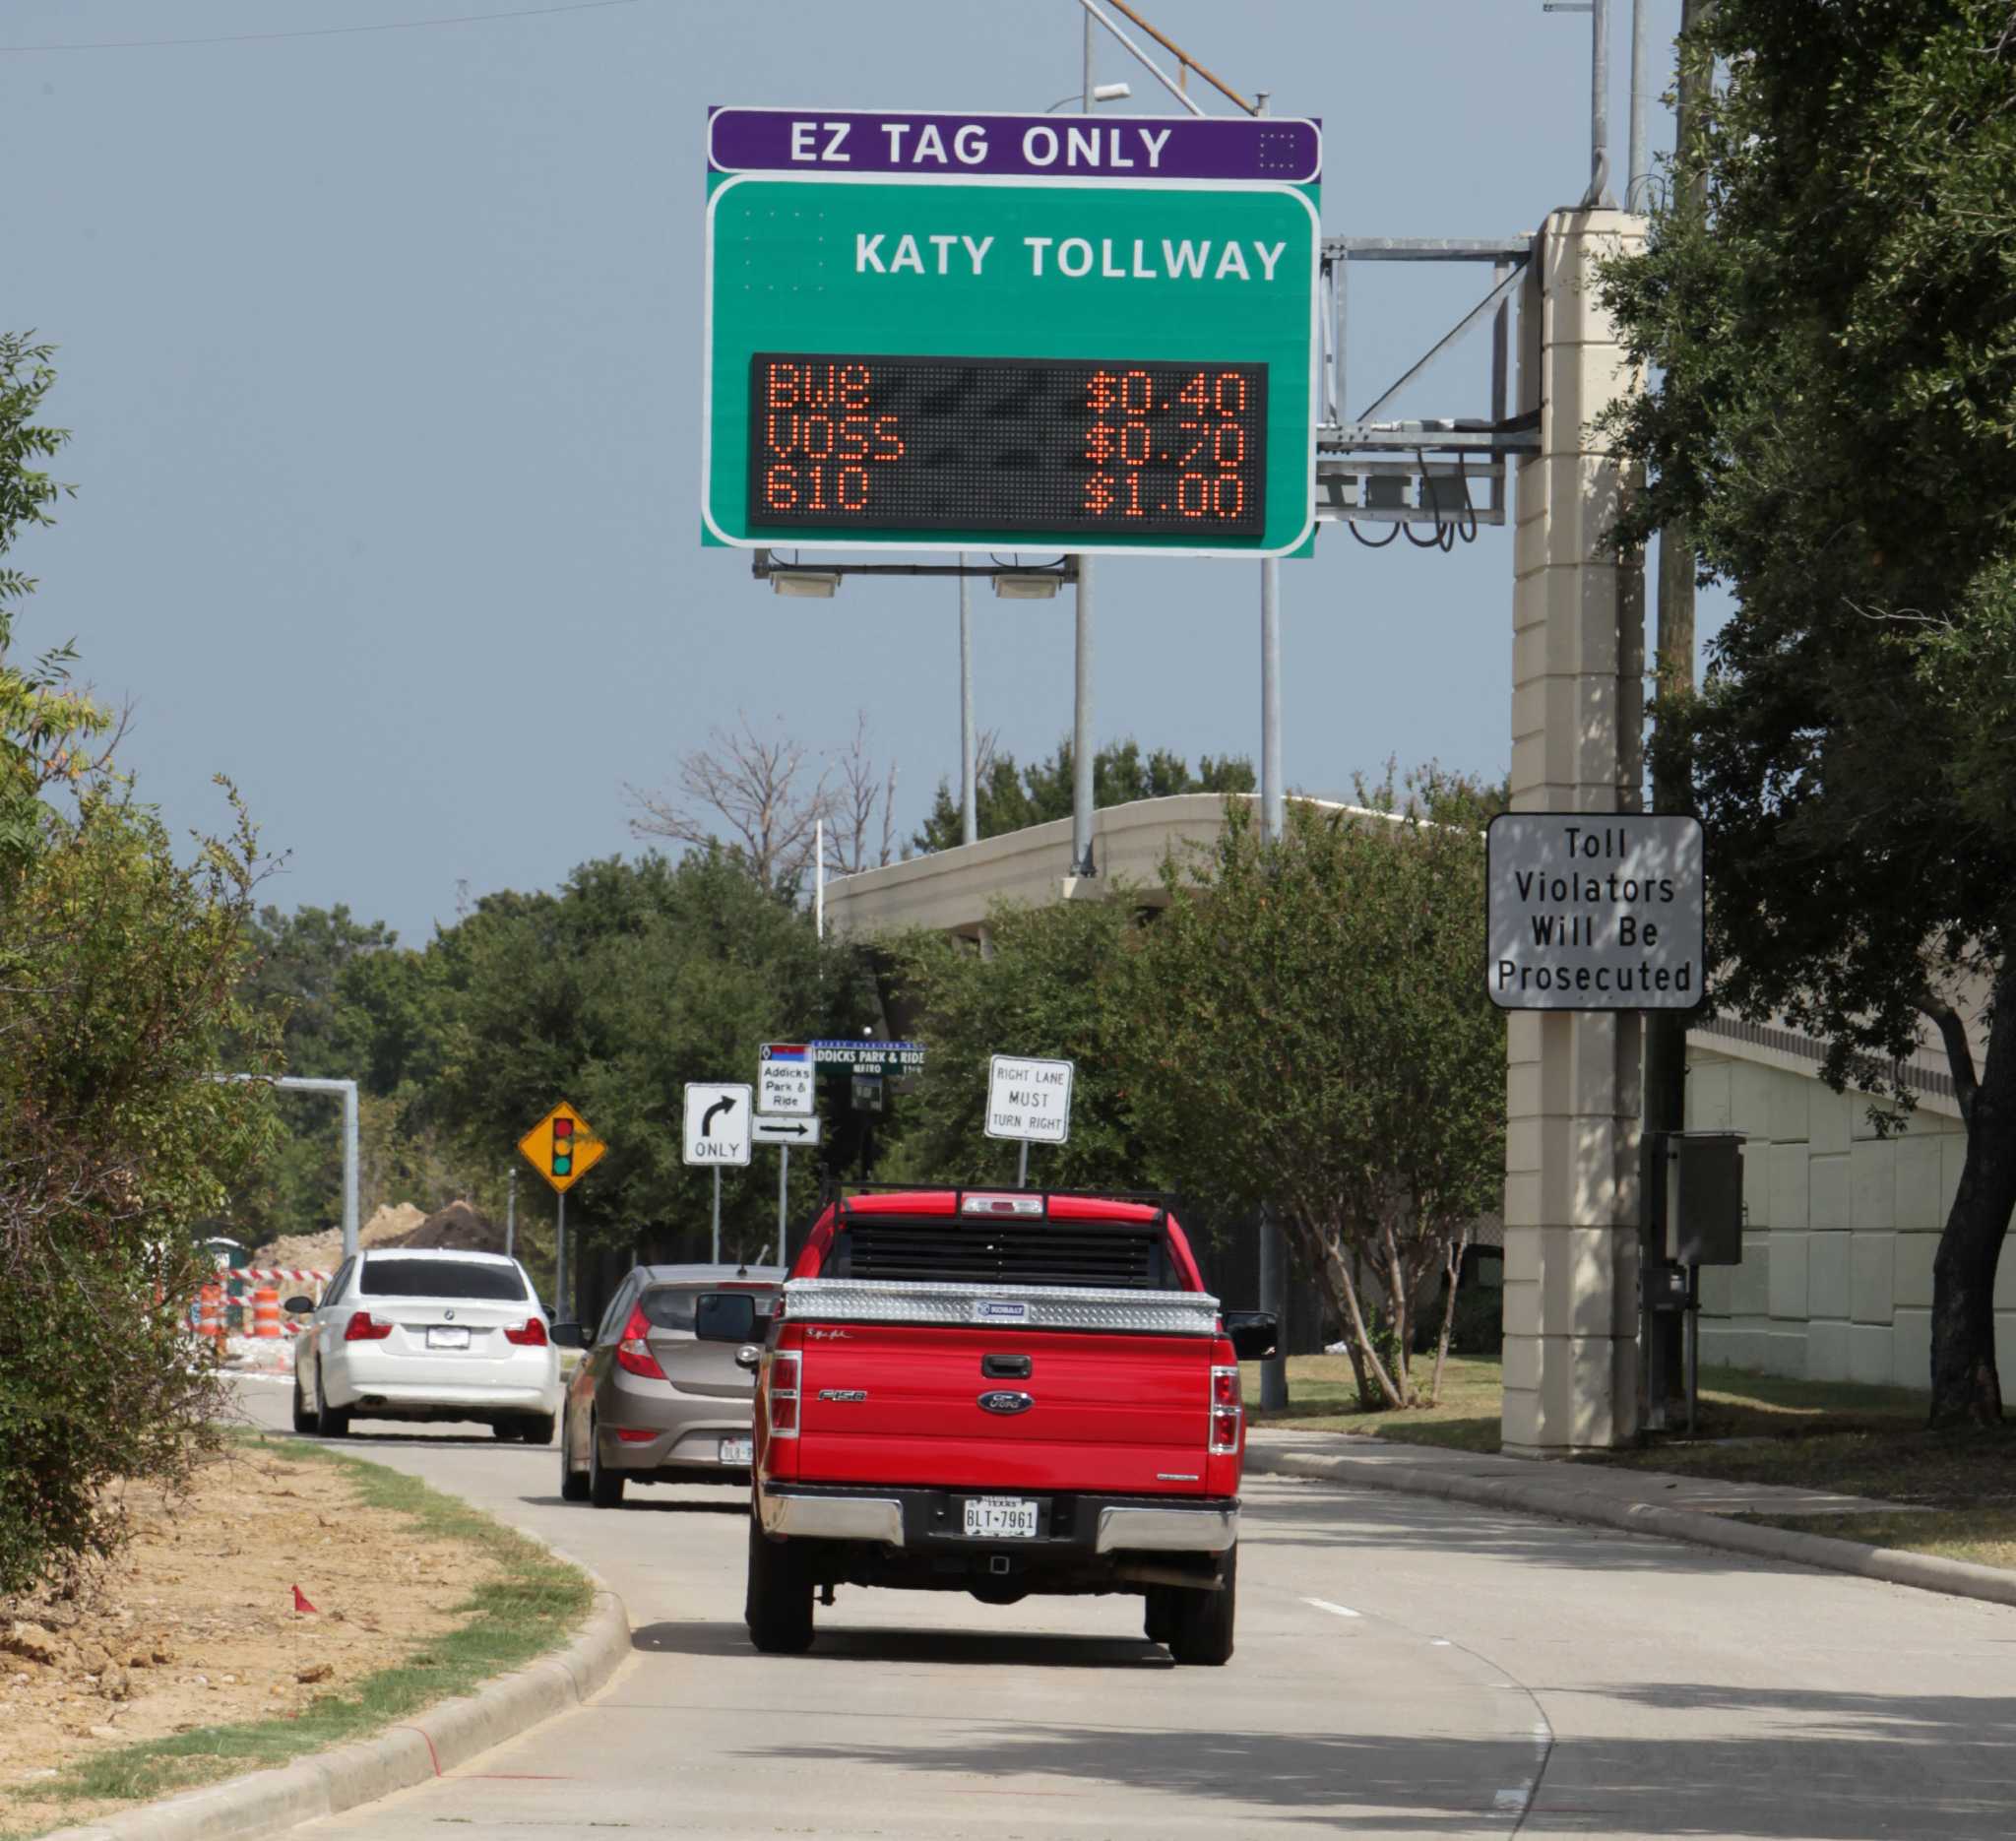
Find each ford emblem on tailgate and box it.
[978,1391,1034,1416]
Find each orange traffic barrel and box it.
[197,1283,224,1339]
[252,1288,282,1338]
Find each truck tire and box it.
[745,1511,814,1654]
[1143,1586,1177,1647]
[1166,1548,1236,1667]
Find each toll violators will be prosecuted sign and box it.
[1486,815,1704,1011]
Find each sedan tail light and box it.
[1209,1364,1242,1454]
[344,1311,393,1342]
[768,1350,800,1438]
[504,1317,549,1347]
[614,1305,665,1380]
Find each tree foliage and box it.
[912,736,1254,854]
[1129,780,1504,1406]
[882,898,1158,1193]
[1,337,277,1594]
[1597,0,2016,1424]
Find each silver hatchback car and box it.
[554,1264,781,1507]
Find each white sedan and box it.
[289,1248,560,1442]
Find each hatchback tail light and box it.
[768,1350,800,1438]
[614,1305,664,1380]
[1209,1364,1242,1454]
[344,1311,393,1342]
[504,1317,548,1347]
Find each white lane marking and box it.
[1429,1637,1452,1646]
[1303,1597,1361,1619]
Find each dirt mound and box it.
[249,1202,425,1273]
[393,1199,503,1254]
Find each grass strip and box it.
[18,1430,592,1820]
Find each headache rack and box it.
[784,1277,1223,1338]
[821,1183,1183,1292]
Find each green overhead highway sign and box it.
[703,108,1321,558]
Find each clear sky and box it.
[3,0,1713,942]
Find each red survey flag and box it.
[292,1585,319,1615]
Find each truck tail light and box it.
[344,1311,393,1342]
[1209,1364,1242,1454]
[768,1350,800,1438]
[615,1305,665,1380]
[504,1317,548,1347]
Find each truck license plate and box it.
[719,1436,753,1465]
[962,1496,1038,1540]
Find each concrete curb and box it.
[1244,1445,2016,1612]
[38,1585,631,1841]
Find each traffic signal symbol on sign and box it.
[518,1102,604,1194]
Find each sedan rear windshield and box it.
[358,1259,528,1301]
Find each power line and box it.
[1,0,646,54]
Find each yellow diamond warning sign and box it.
[518,1100,605,1195]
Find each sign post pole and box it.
[777,1145,789,1266]
[556,1189,567,1324]
[712,1167,722,1264]
[1017,1141,1030,1190]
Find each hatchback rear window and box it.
[639,1286,775,1331]
[358,1259,528,1301]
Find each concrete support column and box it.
[1501,208,1647,1455]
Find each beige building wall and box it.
[1686,1045,2010,1392]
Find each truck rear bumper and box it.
[756,1482,1238,1555]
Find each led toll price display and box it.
[748,353,1267,538]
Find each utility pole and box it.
[505,1165,517,1260]
[1626,0,1653,211]
[1069,8,1098,881]
[959,556,977,847]
[1643,0,1711,1423]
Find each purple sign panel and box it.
[708,107,1320,185]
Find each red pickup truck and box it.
[740,1186,1276,1665]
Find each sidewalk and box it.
[1242,1427,2016,1612]
[1248,1426,1904,1518]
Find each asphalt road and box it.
[232,1382,2016,1839]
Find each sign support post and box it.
[712,1168,722,1263]
[556,1189,567,1324]
[1017,1141,1030,1190]
[777,1145,789,1265]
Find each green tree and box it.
[423,850,875,1291]
[882,898,1157,1192]
[912,737,1255,853]
[1597,0,2016,1425]
[1130,779,1505,1407]
[1,336,277,1593]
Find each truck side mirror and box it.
[1224,1310,1279,1363]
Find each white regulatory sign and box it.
[757,1043,815,1116]
[985,1054,1075,1144]
[1486,814,1705,1011]
[682,1082,752,1166]
[752,1114,822,1148]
